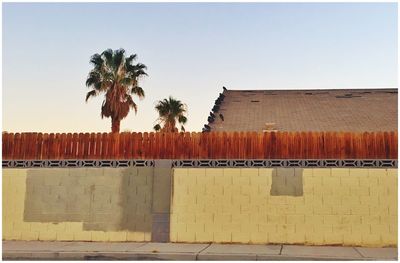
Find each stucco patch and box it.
[270,168,303,196]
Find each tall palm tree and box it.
[153,97,188,132]
[85,48,147,133]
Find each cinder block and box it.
[341,195,360,206]
[267,215,286,224]
[269,232,287,244]
[213,232,232,243]
[332,224,351,235]
[47,222,66,232]
[361,215,381,225]
[13,222,31,232]
[215,174,230,186]
[324,233,343,245]
[205,185,224,196]
[126,231,145,241]
[195,213,214,224]
[313,225,332,236]
[231,213,250,225]
[331,168,350,177]
[73,231,92,241]
[305,177,322,188]
[323,215,341,225]
[287,232,305,244]
[369,205,389,216]
[343,232,362,246]
[222,223,241,233]
[276,224,295,234]
[250,175,269,186]
[352,224,371,235]
[305,232,324,245]
[275,204,296,214]
[341,215,362,225]
[313,204,332,215]
[206,168,224,177]
[329,205,348,215]
[204,222,222,233]
[386,169,397,177]
[259,223,276,233]
[351,206,369,215]
[367,186,386,197]
[368,169,387,177]
[350,169,369,177]
[370,224,390,235]
[341,177,359,186]
[9,231,22,240]
[172,168,188,178]
[186,222,204,233]
[361,233,382,246]
[56,231,74,241]
[232,231,250,243]
[108,232,127,241]
[195,231,213,242]
[350,186,369,196]
[313,186,333,196]
[233,176,250,186]
[250,232,268,244]
[268,196,288,205]
[187,168,206,177]
[91,231,109,241]
[241,168,259,177]
[177,231,195,242]
[381,232,397,246]
[21,231,39,241]
[232,195,250,205]
[294,204,313,214]
[196,175,214,186]
[360,196,379,206]
[322,195,341,205]
[322,177,340,187]
[38,230,57,241]
[359,177,377,187]
[213,213,232,224]
[312,168,331,177]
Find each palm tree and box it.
[85,48,147,133]
[153,97,188,132]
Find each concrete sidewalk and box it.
[3,241,398,261]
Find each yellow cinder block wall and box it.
[170,168,398,247]
[3,168,153,242]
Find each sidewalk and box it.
[3,241,398,261]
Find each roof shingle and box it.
[207,89,398,132]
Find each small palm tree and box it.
[153,97,188,132]
[85,48,147,133]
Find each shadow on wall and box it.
[270,168,304,196]
[23,168,153,232]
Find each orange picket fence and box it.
[2,131,397,160]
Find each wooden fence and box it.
[2,131,398,160]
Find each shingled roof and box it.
[205,88,398,132]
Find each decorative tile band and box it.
[172,159,398,168]
[2,159,397,168]
[2,160,154,168]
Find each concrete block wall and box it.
[3,166,398,247]
[170,168,397,247]
[3,168,153,242]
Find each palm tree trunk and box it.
[111,117,120,133]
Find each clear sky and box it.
[3,2,398,133]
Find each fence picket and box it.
[1,131,397,160]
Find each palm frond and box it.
[126,94,138,113]
[131,86,145,98]
[85,90,98,102]
[178,115,187,124]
